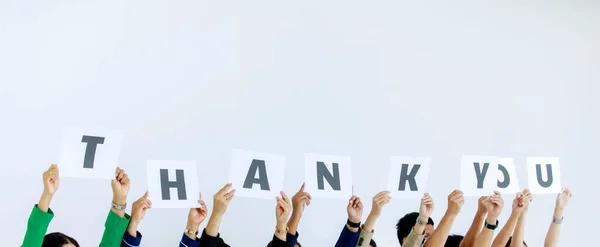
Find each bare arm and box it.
[206,184,235,237]
[544,188,571,247]
[491,212,519,247]
[425,190,463,247]
[510,209,526,247]
[474,192,503,247]
[460,196,487,247]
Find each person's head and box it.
[267,241,301,247]
[369,239,377,247]
[444,234,464,247]
[506,237,527,247]
[396,212,435,245]
[42,232,79,247]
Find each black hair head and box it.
[396,212,435,245]
[42,232,79,247]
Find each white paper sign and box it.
[58,126,124,179]
[146,160,200,208]
[496,158,520,194]
[304,153,352,199]
[526,157,561,194]
[228,149,285,200]
[387,156,431,198]
[460,155,499,196]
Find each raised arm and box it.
[460,196,487,247]
[424,190,464,247]
[121,192,152,247]
[100,167,132,247]
[180,193,208,247]
[21,164,60,247]
[403,193,435,247]
[271,191,292,247]
[287,183,311,245]
[357,191,391,247]
[491,191,529,247]
[473,191,504,247]
[202,183,235,246]
[510,190,531,247]
[335,195,363,247]
[544,188,571,247]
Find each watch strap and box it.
[416,217,427,226]
[552,216,563,224]
[185,228,198,236]
[111,201,127,211]
[347,219,361,228]
[484,219,499,230]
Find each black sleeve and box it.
[199,229,228,247]
[270,234,287,247]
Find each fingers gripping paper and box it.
[58,126,123,179]
[304,153,352,199]
[147,160,200,208]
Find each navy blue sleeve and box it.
[287,232,299,247]
[180,233,201,247]
[334,225,360,247]
[121,231,142,247]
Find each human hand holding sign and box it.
[346,194,363,233]
[288,183,312,235]
[554,188,571,218]
[275,191,292,241]
[185,193,208,240]
[128,191,152,237]
[111,167,130,218]
[38,164,60,213]
[363,191,391,233]
[206,183,236,237]
[485,191,503,223]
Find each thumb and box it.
[299,182,305,192]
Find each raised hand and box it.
[511,192,524,214]
[370,191,391,217]
[446,190,464,216]
[291,183,312,217]
[111,167,130,205]
[187,193,208,232]
[130,191,152,224]
[477,196,488,215]
[556,188,572,210]
[347,195,363,224]
[212,183,236,216]
[485,191,504,220]
[43,164,60,196]
[276,191,292,226]
[419,193,434,219]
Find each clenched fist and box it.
[42,164,60,196]
[347,195,363,224]
[276,191,292,226]
[188,193,208,231]
[111,167,130,205]
[485,191,504,219]
[446,190,464,216]
[419,193,434,219]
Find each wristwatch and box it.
[484,219,499,230]
[552,217,563,224]
[185,228,198,236]
[275,226,289,234]
[416,217,427,226]
[347,219,361,228]
[111,201,127,211]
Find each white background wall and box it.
[1,0,598,246]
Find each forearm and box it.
[205,213,223,237]
[287,213,301,235]
[491,213,519,247]
[544,208,563,247]
[275,222,287,241]
[424,212,455,247]
[127,222,139,237]
[473,216,497,247]
[362,212,380,233]
[460,211,486,247]
[510,213,526,247]
[37,193,53,213]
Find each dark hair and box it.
[268,240,301,247]
[296,241,302,247]
[42,232,79,247]
[444,234,464,247]
[370,239,377,247]
[506,237,527,247]
[396,212,435,246]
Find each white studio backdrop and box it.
[0,0,599,246]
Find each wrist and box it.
[186,222,200,232]
[276,221,287,230]
[112,196,126,205]
[486,216,498,224]
[553,208,564,218]
[417,214,429,222]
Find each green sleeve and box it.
[99,210,130,247]
[21,204,54,247]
